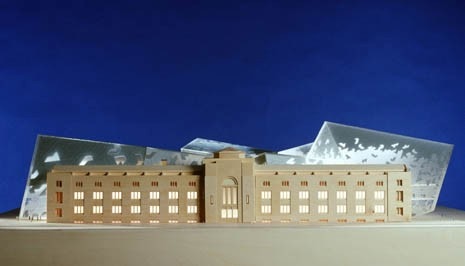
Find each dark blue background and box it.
[1,1,464,213]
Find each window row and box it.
[259,190,386,201]
[72,191,197,200]
[73,205,198,214]
[259,204,386,214]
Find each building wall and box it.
[47,151,411,224]
[48,166,203,224]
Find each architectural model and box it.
[47,148,411,224]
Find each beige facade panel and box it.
[47,148,411,225]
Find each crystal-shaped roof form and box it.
[181,138,270,157]
[308,122,453,216]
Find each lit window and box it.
[318,205,328,213]
[93,191,103,200]
[261,205,271,214]
[112,191,122,200]
[280,205,290,214]
[131,205,141,214]
[374,205,385,213]
[299,205,309,214]
[150,191,160,200]
[336,205,347,214]
[169,205,178,214]
[112,205,122,214]
[187,220,197,223]
[336,191,346,199]
[374,191,385,200]
[261,191,271,199]
[187,191,197,199]
[150,205,160,214]
[130,220,140,224]
[396,191,404,202]
[92,206,103,214]
[317,191,328,200]
[168,220,178,224]
[299,191,309,199]
[131,192,141,200]
[169,191,179,200]
[74,206,84,214]
[74,191,84,200]
[280,191,290,200]
[149,220,159,224]
[355,205,365,213]
[187,205,197,214]
[355,191,365,200]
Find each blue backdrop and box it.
[1,1,464,213]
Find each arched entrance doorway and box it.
[221,177,238,222]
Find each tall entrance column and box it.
[203,148,255,223]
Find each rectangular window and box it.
[282,181,289,186]
[112,191,122,200]
[188,181,197,187]
[131,205,141,214]
[261,205,271,214]
[92,206,103,214]
[376,181,384,186]
[168,191,179,199]
[280,191,290,200]
[319,181,327,186]
[374,191,385,200]
[317,191,328,200]
[374,205,385,213]
[169,205,179,214]
[336,191,346,199]
[74,205,84,214]
[112,205,122,214]
[336,205,347,214]
[396,191,404,202]
[355,191,366,200]
[357,181,365,186]
[300,181,308,186]
[318,205,328,214]
[150,205,160,214]
[298,191,309,199]
[131,191,141,200]
[187,191,197,199]
[130,220,140,224]
[56,180,62,187]
[187,205,198,214]
[132,181,140,187]
[397,207,404,216]
[338,181,346,186]
[113,181,121,187]
[56,192,63,203]
[261,191,271,199]
[150,191,160,200]
[397,179,403,186]
[95,181,102,187]
[75,181,83,187]
[151,181,158,187]
[355,205,365,214]
[170,181,178,187]
[262,181,270,187]
[93,191,103,200]
[55,208,62,217]
[299,205,309,214]
[280,205,290,214]
[74,192,84,200]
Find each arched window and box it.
[221,177,238,220]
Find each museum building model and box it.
[47,148,411,224]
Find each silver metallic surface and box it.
[254,153,307,165]
[181,138,270,157]
[19,135,147,220]
[144,147,207,166]
[308,122,453,216]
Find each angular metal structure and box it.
[308,122,453,216]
